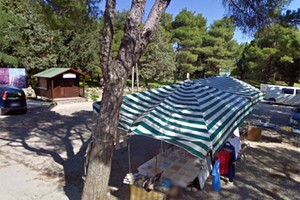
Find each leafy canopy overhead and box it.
[223,0,292,34]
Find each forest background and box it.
[0,0,299,88]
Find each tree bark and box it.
[82,1,117,199]
[82,0,171,199]
[239,63,246,80]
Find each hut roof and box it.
[33,68,88,78]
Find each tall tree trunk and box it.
[239,62,246,80]
[202,68,206,78]
[288,80,294,86]
[263,57,275,83]
[82,0,171,199]
[287,59,300,86]
[173,70,177,83]
[82,0,118,198]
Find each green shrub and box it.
[91,94,99,102]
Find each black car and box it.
[0,85,27,115]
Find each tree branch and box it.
[135,0,171,60]
[116,0,146,72]
[127,0,147,31]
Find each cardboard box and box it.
[247,126,261,141]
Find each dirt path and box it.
[0,154,67,200]
[0,101,94,200]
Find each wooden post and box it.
[131,65,134,94]
[136,63,139,92]
[51,79,54,99]
[83,76,85,97]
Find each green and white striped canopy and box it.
[119,78,256,158]
[197,76,263,104]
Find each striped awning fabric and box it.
[197,76,263,104]
[119,78,255,158]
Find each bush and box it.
[91,94,99,102]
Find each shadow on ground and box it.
[0,106,93,200]
[109,136,161,199]
[0,105,162,200]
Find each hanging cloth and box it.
[227,136,241,160]
[223,143,236,181]
[211,159,221,192]
[215,149,231,175]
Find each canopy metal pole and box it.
[127,134,131,174]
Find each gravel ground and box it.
[0,101,299,200]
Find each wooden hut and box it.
[33,68,88,99]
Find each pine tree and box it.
[172,9,207,80]
[199,18,238,76]
[139,25,176,86]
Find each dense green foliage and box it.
[139,26,176,86]
[0,0,101,79]
[0,6,20,66]
[171,9,207,80]
[199,18,239,76]
[0,0,298,86]
[232,8,300,86]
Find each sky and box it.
[99,0,300,43]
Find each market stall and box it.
[93,76,263,199]
[124,144,213,199]
[118,80,254,158]
[137,148,209,188]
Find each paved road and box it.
[251,102,294,127]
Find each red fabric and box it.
[215,150,230,175]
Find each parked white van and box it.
[264,84,300,106]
